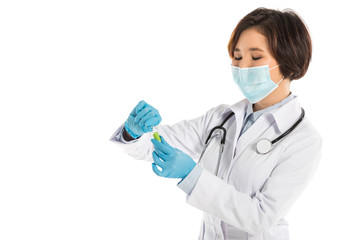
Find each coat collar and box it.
[220,95,302,133]
[219,98,248,119]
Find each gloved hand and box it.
[125,100,162,139]
[151,135,196,179]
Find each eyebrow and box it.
[234,47,264,52]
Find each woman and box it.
[110,7,322,240]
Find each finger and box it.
[130,100,146,117]
[135,105,159,124]
[152,163,163,177]
[151,139,169,159]
[144,115,161,127]
[159,135,171,148]
[136,100,148,114]
[151,139,173,155]
[143,125,153,132]
[153,147,169,161]
[134,106,153,124]
[154,136,174,153]
[139,111,156,128]
[152,151,166,169]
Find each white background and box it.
[0,0,359,239]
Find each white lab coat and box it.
[110,96,322,240]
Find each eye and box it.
[252,57,262,60]
[234,57,242,60]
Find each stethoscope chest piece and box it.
[256,138,272,154]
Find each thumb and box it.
[159,135,171,147]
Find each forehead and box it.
[234,27,270,52]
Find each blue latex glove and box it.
[125,100,162,139]
[151,135,196,179]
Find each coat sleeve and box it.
[185,127,323,236]
[109,104,227,162]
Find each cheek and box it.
[255,55,273,67]
[269,68,283,82]
[266,58,282,82]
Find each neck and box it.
[253,80,291,112]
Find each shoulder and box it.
[293,117,322,143]
[200,103,229,121]
[208,98,249,119]
[281,117,323,160]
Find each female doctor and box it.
[110,7,322,240]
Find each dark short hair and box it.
[227,8,312,80]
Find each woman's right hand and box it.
[124,100,162,139]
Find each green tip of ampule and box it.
[151,126,161,142]
[153,132,161,142]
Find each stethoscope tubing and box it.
[270,108,305,145]
[198,107,305,172]
[205,112,235,145]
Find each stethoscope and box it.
[198,108,305,176]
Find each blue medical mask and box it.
[231,64,284,103]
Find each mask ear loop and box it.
[269,64,280,70]
[269,64,284,85]
[276,77,285,85]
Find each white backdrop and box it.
[1,0,359,239]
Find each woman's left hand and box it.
[151,135,196,179]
